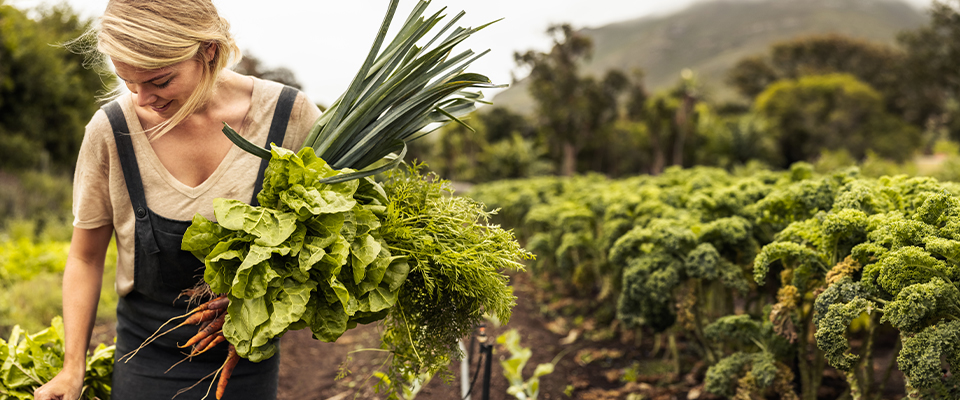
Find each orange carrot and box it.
[120,308,222,363]
[193,331,218,353]
[217,345,240,400]
[199,333,227,354]
[179,312,226,348]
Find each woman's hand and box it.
[33,366,85,400]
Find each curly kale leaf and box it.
[862,246,950,298]
[752,171,848,228]
[685,243,750,293]
[881,175,953,215]
[925,236,960,265]
[866,216,936,252]
[609,216,697,265]
[832,179,894,215]
[898,320,960,389]
[814,276,864,326]
[914,192,959,227]
[704,351,782,398]
[882,278,960,334]
[821,208,870,258]
[697,216,754,249]
[705,352,754,397]
[814,296,875,371]
[704,314,763,346]
[753,242,828,288]
[616,252,682,332]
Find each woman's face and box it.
[112,58,205,119]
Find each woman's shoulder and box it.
[83,102,119,149]
[247,76,311,105]
[247,76,320,118]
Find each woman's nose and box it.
[134,85,157,106]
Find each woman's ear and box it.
[203,41,218,65]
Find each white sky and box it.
[9,0,933,106]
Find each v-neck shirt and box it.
[72,77,322,296]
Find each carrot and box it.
[199,332,227,354]
[179,312,226,348]
[184,309,221,326]
[165,330,227,374]
[191,295,229,314]
[217,345,240,400]
[120,308,222,362]
[193,331,219,353]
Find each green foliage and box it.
[695,110,780,169]
[515,24,631,176]
[702,313,797,398]
[754,73,921,166]
[881,277,960,334]
[0,3,105,172]
[497,329,556,400]
[0,172,74,236]
[377,164,531,380]
[897,319,960,390]
[0,236,118,337]
[703,351,794,399]
[469,159,960,398]
[727,34,912,121]
[898,0,960,136]
[0,317,114,400]
[815,297,874,371]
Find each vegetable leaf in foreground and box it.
[378,165,532,380]
[0,317,114,400]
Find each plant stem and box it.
[668,332,681,380]
[873,336,901,400]
[859,314,877,398]
[652,333,663,358]
[846,370,862,400]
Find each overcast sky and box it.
[10,0,933,106]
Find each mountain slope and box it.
[492,0,927,114]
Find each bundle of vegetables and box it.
[171,0,528,396]
[1,317,114,400]
[182,147,409,363]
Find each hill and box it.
[491,0,928,114]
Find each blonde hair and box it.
[74,0,241,140]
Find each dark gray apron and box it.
[103,86,297,400]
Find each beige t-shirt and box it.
[72,77,323,296]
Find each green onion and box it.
[223,0,502,182]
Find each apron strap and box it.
[103,101,161,255]
[251,85,298,206]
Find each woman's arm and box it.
[34,224,113,400]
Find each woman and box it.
[33,1,321,399]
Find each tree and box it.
[0,2,105,172]
[515,24,626,176]
[754,73,920,166]
[479,106,535,143]
[726,34,918,123]
[898,0,960,139]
